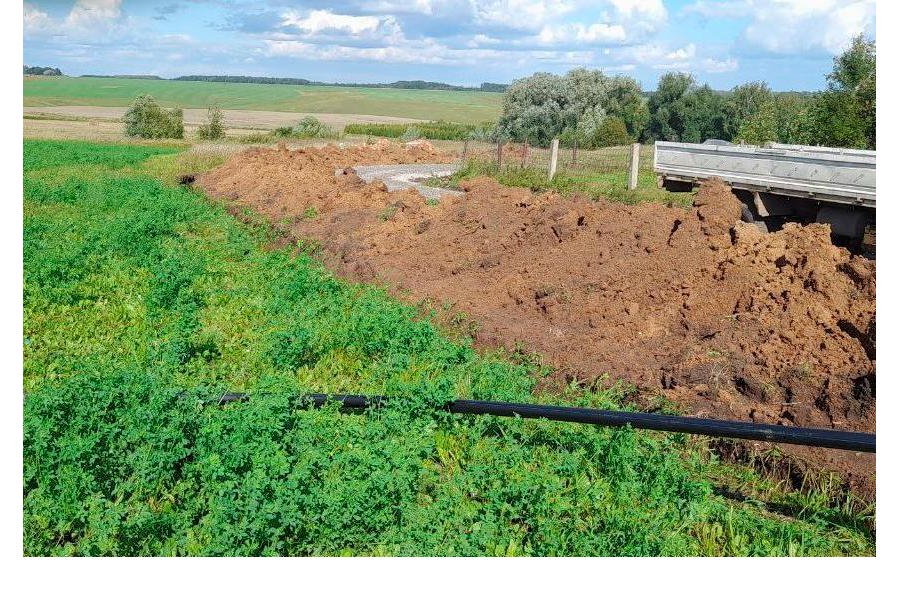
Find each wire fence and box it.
[432,139,654,190]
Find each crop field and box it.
[23,76,502,122]
[22,139,875,556]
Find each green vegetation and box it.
[174,75,507,92]
[273,116,337,140]
[344,121,495,141]
[431,158,693,206]
[498,69,646,147]
[22,140,874,556]
[24,65,62,76]
[23,77,503,122]
[196,106,225,141]
[500,36,874,150]
[124,95,184,139]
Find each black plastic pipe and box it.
[217,392,875,453]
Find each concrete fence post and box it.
[497,139,503,169]
[628,143,640,190]
[549,138,560,180]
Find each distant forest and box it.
[172,75,508,92]
[76,73,508,92]
[24,65,62,76]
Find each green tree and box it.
[647,74,727,143]
[647,72,694,141]
[593,116,632,147]
[498,69,647,146]
[810,34,875,148]
[724,82,774,141]
[736,99,777,145]
[772,94,814,145]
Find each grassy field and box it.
[23,76,502,122]
[22,139,874,556]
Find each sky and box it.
[23,0,877,91]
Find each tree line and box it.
[498,35,875,150]
[172,75,507,92]
[24,65,62,76]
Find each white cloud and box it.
[700,57,739,73]
[684,0,875,55]
[24,0,128,40]
[65,0,122,29]
[616,42,734,73]
[23,3,51,33]
[609,0,667,25]
[537,22,627,45]
[282,10,382,36]
[473,0,576,32]
[665,43,695,61]
[357,0,435,14]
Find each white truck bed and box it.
[653,141,875,208]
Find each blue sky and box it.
[23,1,876,91]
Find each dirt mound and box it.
[198,144,875,494]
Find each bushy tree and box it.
[647,73,727,143]
[123,94,184,139]
[196,106,225,140]
[497,68,646,146]
[809,34,875,148]
[772,94,815,145]
[724,82,774,141]
[594,117,632,147]
[736,99,777,145]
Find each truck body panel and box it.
[653,141,875,208]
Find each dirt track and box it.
[198,141,876,494]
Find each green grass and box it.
[23,139,874,556]
[24,77,502,122]
[431,158,695,206]
[344,121,495,141]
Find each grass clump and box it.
[22,139,874,556]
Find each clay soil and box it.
[198,141,876,496]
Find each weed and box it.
[377,205,399,221]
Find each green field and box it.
[23,76,502,122]
[23,140,873,556]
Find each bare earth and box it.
[197,141,876,498]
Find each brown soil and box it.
[198,142,876,497]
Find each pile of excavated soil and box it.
[198,143,876,494]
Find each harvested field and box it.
[23,106,425,129]
[198,142,876,494]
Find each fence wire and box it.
[436,139,653,191]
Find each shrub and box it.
[271,116,336,140]
[296,116,334,138]
[123,94,184,139]
[399,126,423,142]
[594,116,633,147]
[196,106,225,140]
